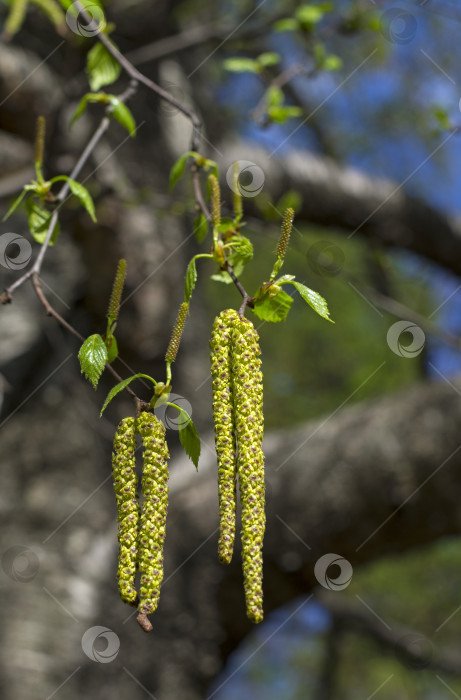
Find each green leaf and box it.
[169,151,199,191]
[284,280,333,322]
[266,86,284,108]
[78,334,108,389]
[86,42,121,92]
[267,105,303,123]
[100,373,157,415]
[275,274,296,284]
[174,406,201,470]
[25,199,60,245]
[216,217,236,234]
[211,271,233,284]
[323,54,342,71]
[67,179,96,221]
[228,235,253,277]
[184,257,197,303]
[71,92,111,125]
[257,52,281,68]
[223,57,260,73]
[110,99,136,137]
[296,5,327,27]
[3,189,28,221]
[252,288,293,323]
[193,211,208,243]
[105,334,118,363]
[273,17,299,32]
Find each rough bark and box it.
[1,372,461,699]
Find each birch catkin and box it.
[231,317,265,624]
[136,411,170,619]
[210,309,239,565]
[112,416,139,605]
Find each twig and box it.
[2,82,139,300]
[31,273,141,400]
[72,1,202,152]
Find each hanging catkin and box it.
[231,317,265,624]
[210,309,239,565]
[112,416,139,605]
[136,411,170,621]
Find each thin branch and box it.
[2,82,138,300]
[72,1,202,151]
[31,273,142,401]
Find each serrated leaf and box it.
[228,235,253,277]
[25,199,60,245]
[193,212,208,243]
[286,280,333,322]
[252,289,293,322]
[184,257,197,303]
[223,57,260,73]
[3,189,28,221]
[100,372,156,415]
[86,42,121,92]
[78,334,108,389]
[106,334,118,363]
[175,406,200,469]
[110,99,136,137]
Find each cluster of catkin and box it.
[112,411,169,632]
[210,309,265,623]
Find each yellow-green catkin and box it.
[276,208,294,260]
[112,416,139,605]
[209,174,221,227]
[136,411,170,619]
[231,317,265,623]
[34,116,46,173]
[107,258,127,322]
[210,309,240,565]
[165,301,189,364]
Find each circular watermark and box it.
[387,320,425,358]
[314,553,353,591]
[0,232,32,271]
[2,545,40,583]
[226,161,265,198]
[81,626,120,663]
[306,241,345,277]
[397,633,433,670]
[153,392,192,431]
[380,8,417,44]
[66,2,106,37]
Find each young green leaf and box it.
[100,373,157,415]
[223,57,260,73]
[86,42,121,92]
[71,92,109,125]
[25,199,60,245]
[110,99,136,137]
[3,189,28,222]
[228,235,253,277]
[273,17,299,32]
[257,52,281,68]
[184,257,197,303]
[173,405,201,470]
[50,176,96,222]
[105,334,118,363]
[252,288,293,322]
[169,151,200,191]
[68,179,96,221]
[78,333,108,389]
[193,211,209,243]
[282,280,333,322]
